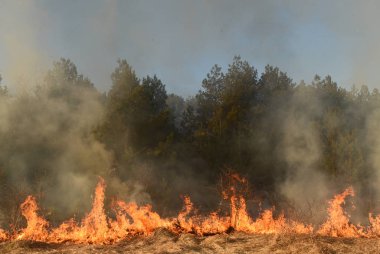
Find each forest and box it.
[0,56,379,228]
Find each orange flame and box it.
[50,177,112,243]
[16,195,49,241]
[2,176,380,244]
[317,187,365,237]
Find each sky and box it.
[0,0,380,96]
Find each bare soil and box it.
[1,229,380,254]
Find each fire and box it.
[49,177,112,243]
[1,175,380,244]
[0,229,7,241]
[316,187,365,237]
[171,173,312,236]
[111,199,171,236]
[17,195,49,241]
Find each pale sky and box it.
[0,0,380,96]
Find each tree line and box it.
[0,56,379,222]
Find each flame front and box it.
[3,176,380,244]
[17,195,49,241]
[316,187,364,237]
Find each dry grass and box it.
[1,229,380,253]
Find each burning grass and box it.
[2,174,380,246]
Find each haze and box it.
[1,0,379,95]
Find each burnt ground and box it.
[1,229,380,254]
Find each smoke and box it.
[277,87,330,222]
[0,63,151,225]
[0,82,108,222]
[366,107,380,207]
[2,0,380,229]
[0,57,378,229]
[0,1,50,93]
[6,1,380,96]
[276,83,378,223]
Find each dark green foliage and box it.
[97,60,175,165]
